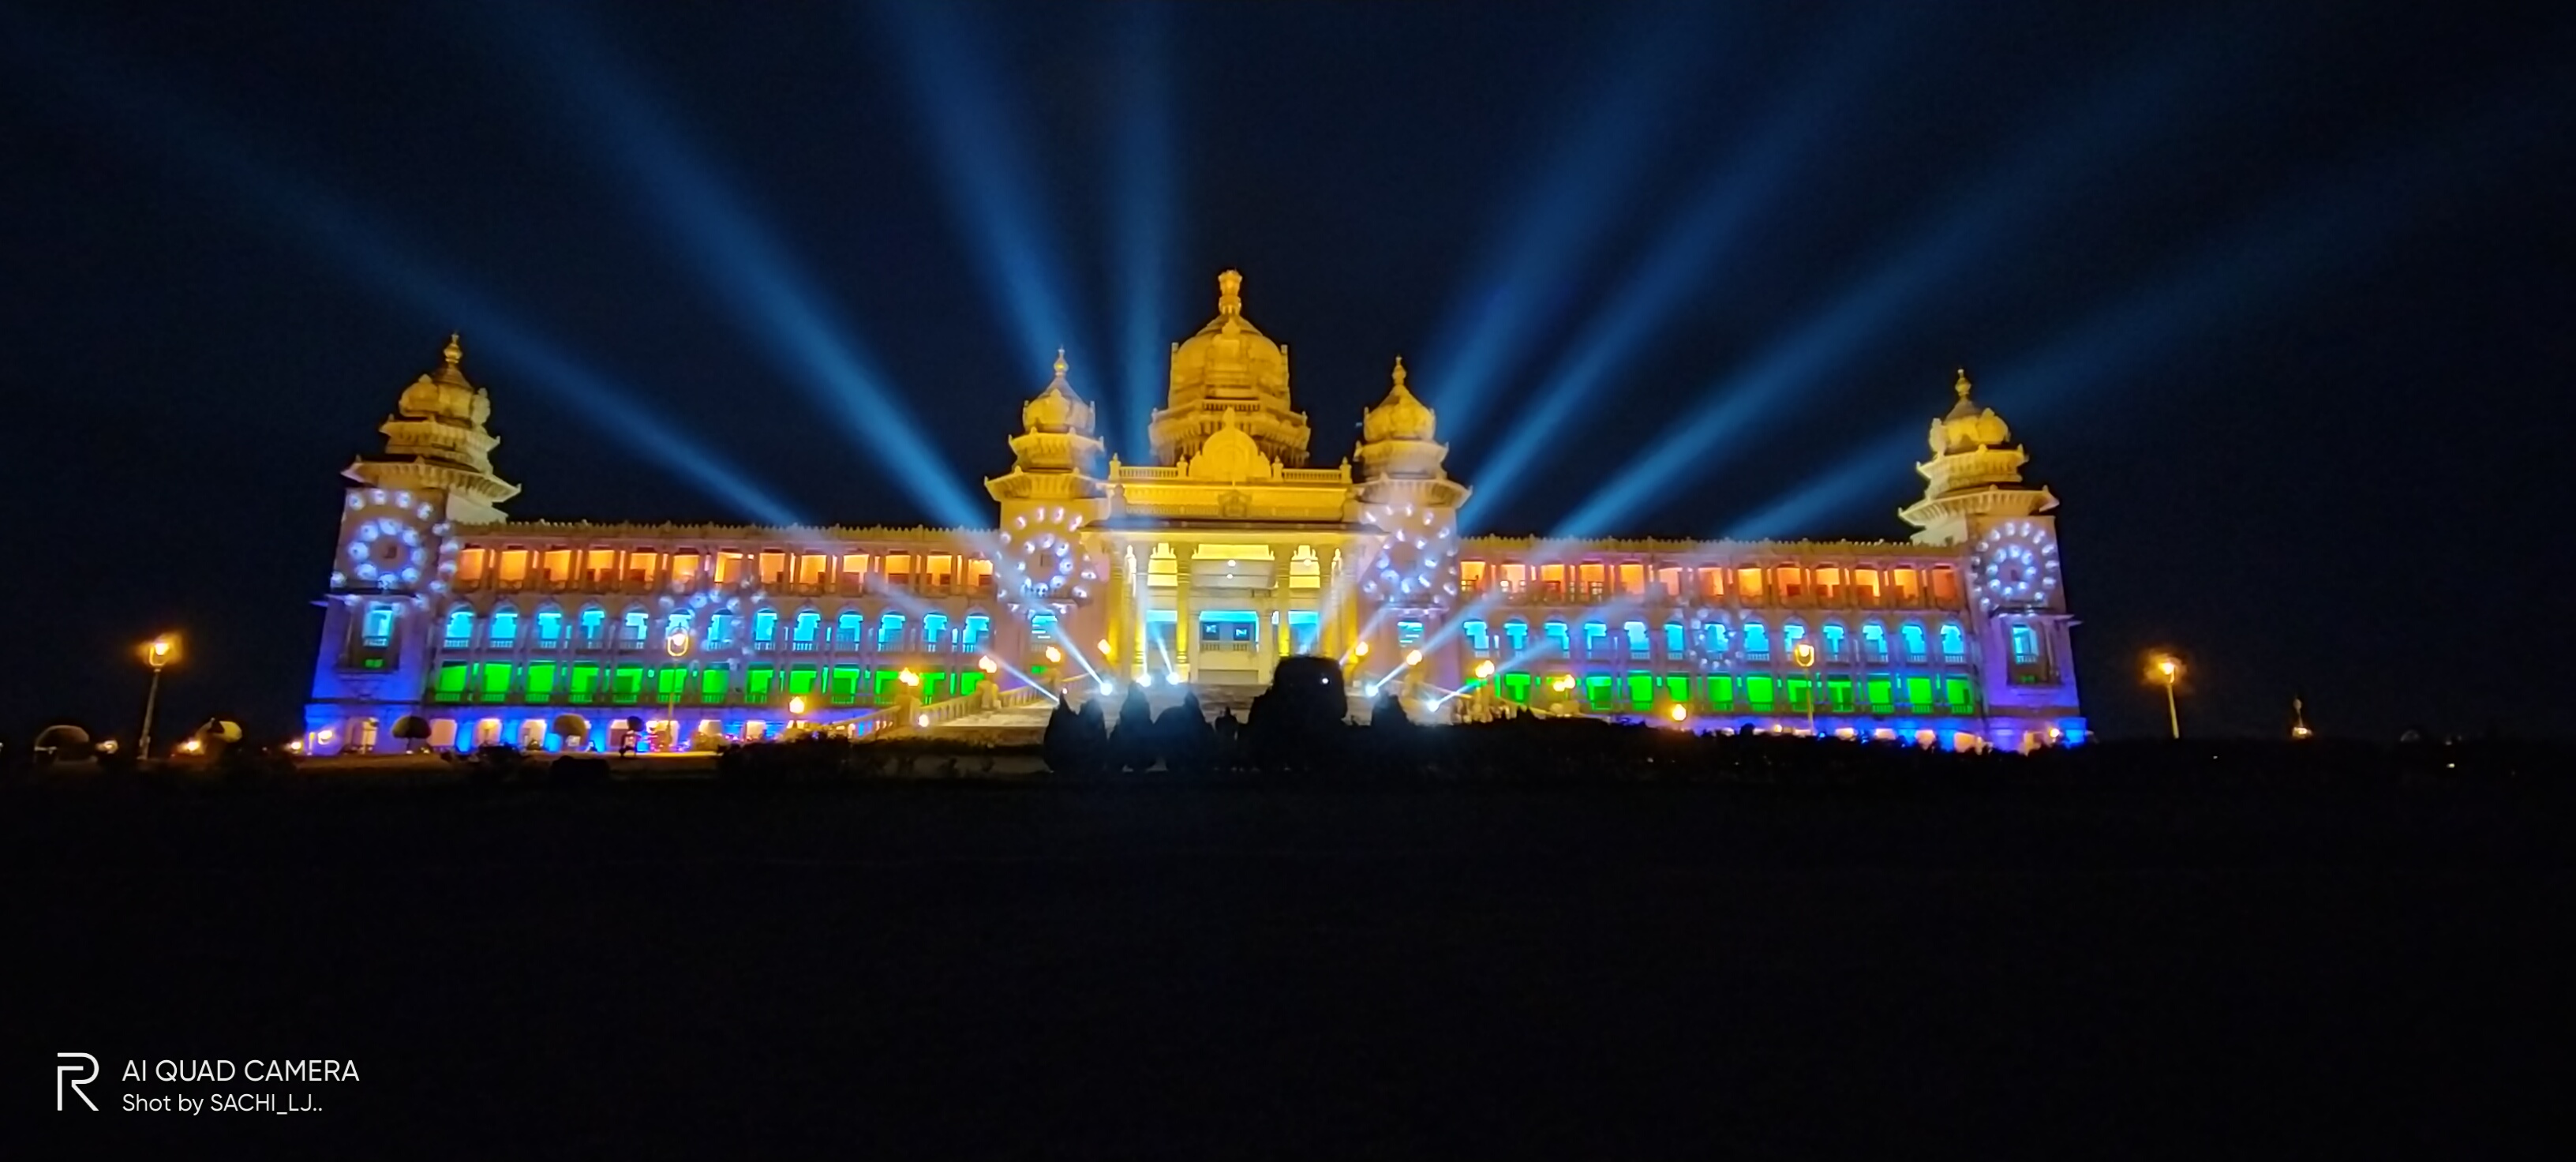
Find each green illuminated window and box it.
[432,663,471,703]
[1945,677,1975,714]
[1626,673,1654,708]
[1706,676,1734,710]
[1503,673,1532,703]
[1785,679,1810,712]
[526,662,557,703]
[656,668,687,701]
[1905,677,1934,710]
[611,665,644,705]
[1584,675,1614,711]
[1747,676,1774,712]
[1827,677,1853,713]
[698,669,729,704]
[1866,677,1894,713]
[568,664,600,705]
[957,673,980,699]
[746,669,774,705]
[1661,675,1690,705]
[829,667,863,706]
[479,664,512,701]
[787,666,818,697]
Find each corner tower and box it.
[986,352,1110,610]
[1898,369,2054,546]
[1148,269,1314,467]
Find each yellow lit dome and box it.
[1930,369,2012,455]
[1168,268,1290,400]
[1021,350,1095,434]
[1362,357,1436,444]
[396,333,490,429]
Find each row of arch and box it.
[439,603,1000,654]
[1453,615,2045,668]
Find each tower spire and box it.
[1217,268,1243,318]
[1054,347,1068,379]
[444,332,464,368]
[1954,367,1971,400]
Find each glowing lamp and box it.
[1044,645,1062,663]
[178,738,202,755]
[1667,704,1688,723]
[1138,673,1155,689]
[1473,660,1496,680]
[915,714,930,729]
[788,696,807,716]
[978,656,999,674]
[1403,648,1424,667]
[284,739,302,754]
[899,669,919,687]
[1354,642,1370,658]
[1097,639,1114,659]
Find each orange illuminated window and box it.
[758,552,788,585]
[926,554,956,587]
[713,552,747,585]
[884,553,914,582]
[496,549,529,583]
[1735,567,1766,602]
[1698,568,1724,598]
[794,553,829,585]
[1929,564,1961,604]
[668,551,702,583]
[1500,563,1530,591]
[1892,567,1922,604]
[1852,568,1882,603]
[453,548,489,584]
[1775,563,1804,601]
[1578,562,1608,597]
[965,558,993,589]
[1617,562,1646,596]
[539,548,572,583]
[1461,560,1488,591]
[584,547,618,580]
[1656,566,1683,598]
[1814,566,1844,602]
[839,553,871,583]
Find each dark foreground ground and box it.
[7,778,2574,1157]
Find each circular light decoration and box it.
[1683,607,1731,668]
[1975,519,2061,610]
[341,493,429,591]
[1360,502,1458,604]
[1002,505,1091,609]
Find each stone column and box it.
[1173,546,1193,680]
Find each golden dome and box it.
[1362,357,1436,444]
[1022,349,1095,434]
[396,332,489,429]
[1168,268,1290,399]
[1930,369,2012,455]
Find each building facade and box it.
[305,272,2084,754]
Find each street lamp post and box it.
[2153,655,2182,739]
[1792,640,1818,737]
[137,635,177,758]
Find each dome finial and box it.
[1954,367,1972,399]
[1054,347,1068,378]
[444,332,464,368]
[1217,268,1243,317]
[1391,355,1407,390]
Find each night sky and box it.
[6,1,2570,746]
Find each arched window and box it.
[792,609,822,650]
[960,613,990,653]
[1900,623,1929,663]
[2009,623,2042,665]
[1743,620,1771,661]
[443,606,476,649]
[877,612,907,652]
[1664,622,1686,658]
[489,603,519,648]
[1938,622,1966,663]
[362,602,398,648]
[923,613,950,653]
[836,609,864,648]
[1543,620,1571,657]
[534,603,564,647]
[1774,564,1805,602]
[1862,620,1889,662]
[663,610,693,644]
[620,605,649,647]
[1622,620,1650,656]
[1824,622,1849,661]
[578,605,605,649]
[1783,620,1807,659]
[1702,620,1731,658]
[1503,619,1530,654]
[706,610,736,647]
[1582,621,1609,658]
[1929,565,1961,604]
[751,608,778,645]
[1852,568,1883,604]
[1463,620,1492,652]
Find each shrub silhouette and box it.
[1111,685,1158,773]
[1157,688,1215,777]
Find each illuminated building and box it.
[305,272,2084,753]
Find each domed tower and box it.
[1354,357,1470,612]
[1898,369,2055,546]
[1148,269,1314,466]
[986,351,1110,611]
[1901,369,2081,744]
[346,333,520,525]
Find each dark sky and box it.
[6,0,2570,745]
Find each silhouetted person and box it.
[1113,684,1158,773]
[1042,697,1083,776]
[1158,688,1214,776]
[1076,699,1111,776]
[1370,691,1410,728]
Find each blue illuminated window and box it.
[1463,620,1492,652]
[1862,621,1888,662]
[706,611,735,647]
[664,611,693,643]
[1824,623,1848,661]
[578,605,605,648]
[1396,620,1425,647]
[1544,620,1571,656]
[960,614,989,651]
[489,605,519,648]
[621,608,648,646]
[1583,621,1609,657]
[923,613,949,653]
[1900,623,1928,663]
[2010,624,2040,665]
[1784,622,1806,656]
[877,612,907,652]
[1503,619,1530,653]
[365,602,399,648]
[441,606,474,649]
[1623,620,1649,655]
[792,609,821,649]
[1939,623,1966,663]
[1743,620,1770,661]
[752,608,778,644]
[534,605,563,647]
[1029,612,1058,641]
[837,610,864,647]
[1702,620,1729,658]
[1664,622,1686,657]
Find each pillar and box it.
[1103,546,1126,677]
[1174,547,1193,680]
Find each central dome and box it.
[1149,269,1312,466]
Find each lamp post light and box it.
[1043,644,1062,664]
[1792,639,1818,737]
[2290,695,2312,740]
[787,695,807,733]
[2151,655,2183,739]
[137,634,178,759]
